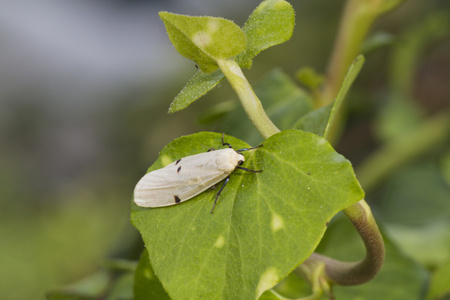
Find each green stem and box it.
[302,200,385,286]
[320,0,404,106]
[320,0,373,106]
[217,59,280,139]
[319,0,405,143]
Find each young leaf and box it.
[426,261,450,300]
[108,273,134,300]
[46,271,111,300]
[131,131,364,300]
[160,12,246,73]
[292,103,333,137]
[237,0,295,68]
[168,69,225,113]
[296,67,325,90]
[294,55,365,137]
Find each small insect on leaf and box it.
[134,134,262,214]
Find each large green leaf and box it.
[160,12,246,73]
[237,0,295,68]
[376,162,450,267]
[131,131,363,300]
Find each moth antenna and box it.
[200,144,215,152]
[236,166,262,173]
[221,133,232,148]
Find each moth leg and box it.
[211,176,230,214]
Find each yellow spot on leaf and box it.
[206,19,220,33]
[193,31,212,48]
[214,235,225,248]
[271,213,284,232]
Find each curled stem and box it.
[217,59,280,139]
[303,200,385,286]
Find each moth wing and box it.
[134,152,230,207]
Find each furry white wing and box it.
[134,150,236,207]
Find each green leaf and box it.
[441,150,450,186]
[296,67,325,90]
[168,69,225,113]
[293,103,333,137]
[134,250,171,300]
[131,131,363,300]
[361,31,395,54]
[376,162,450,267]
[197,100,238,125]
[427,261,450,300]
[107,273,134,300]
[160,12,246,73]
[164,1,295,112]
[294,55,365,137]
[315,215,428,300]
[45,271,112,300]
[374,97,423,142]
[237,0,295,68]
[46,260,137,300]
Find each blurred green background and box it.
[0,0,449,299]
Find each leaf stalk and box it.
[303,200,385,286]
[217,59,280,139]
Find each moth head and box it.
[217,150,245,172]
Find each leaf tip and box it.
[158,11,170,20]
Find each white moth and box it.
[134,135,262,213]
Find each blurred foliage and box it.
[0,0,449,299]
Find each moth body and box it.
[134,148,245,208]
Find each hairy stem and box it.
[217,59,280,139]
[303,200,384,286]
